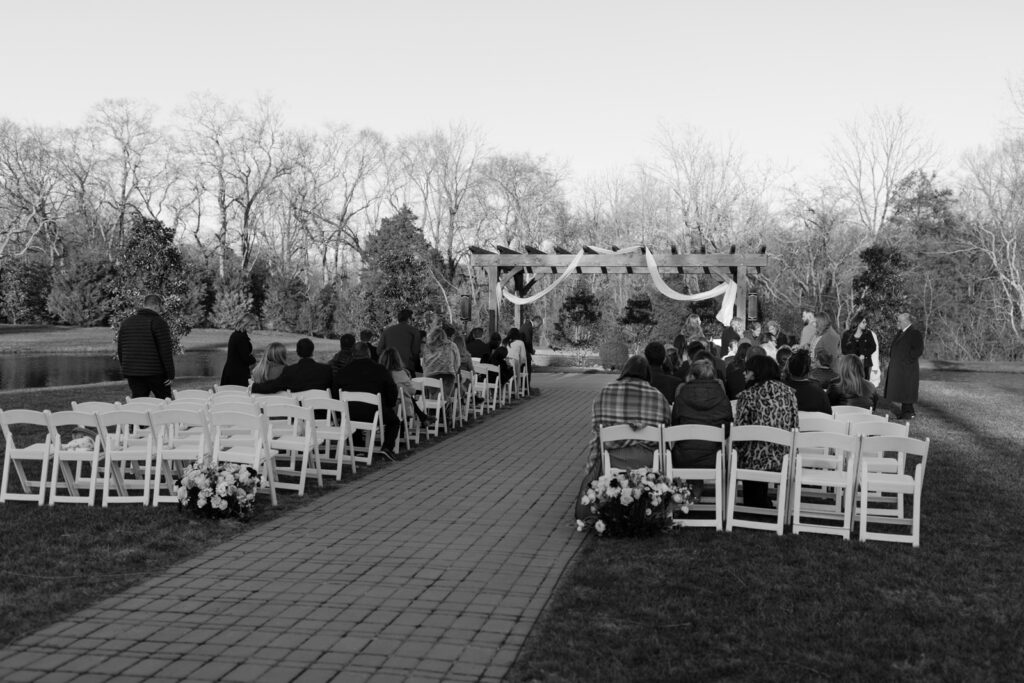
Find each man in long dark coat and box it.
[883,310,924,419]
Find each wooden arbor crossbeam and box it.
[468,245,769,334]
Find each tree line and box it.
[0,93,1022,361]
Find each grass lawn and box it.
[508,372,1024,681]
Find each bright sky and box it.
[2,0,1022,182]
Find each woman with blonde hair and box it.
[251,342,288,385]
[828,354,877,410]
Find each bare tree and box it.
[827,107,937,234]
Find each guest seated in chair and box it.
[734,354,798,508]
[421,326,460,401]
[645,341,682,404]
[671,359,733,500]
[335,342,401,457]
[380,347,431,429]
[251,342,288,385]
[784,349,831,414]
[587,355,671,473]
[828,354,878,410]
[251,338,332,394]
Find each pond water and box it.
[0,351,228,390]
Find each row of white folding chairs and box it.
[598,420,928,545]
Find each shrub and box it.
[47,255,117,326]
[1,259,52,324]
[262,273,309,332]
[598,336,629,371]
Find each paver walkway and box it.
[0,372,608,683]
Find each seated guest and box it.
[466,327,491,359]
[721,337,740,363]
[685,340,727,381]
[380,347,432,428]
[725,342,752,400]
[484,333,514,385]
[252,338,332,394]
[587,355,671,472]
[421,326,459,399]
[776,345,794,381]
[451,333,475,373]
[644,341,682,404]
[359,329,379,362]
[505,328,529,373]
[735,355,798,508]
[334,342,400,457]
[828,354,878,410]
[785,349,831,413]
[329,334,357,385]
[810,349,840,393]
[664,345,682,376]
[671,359,733,499]
[760,333,778,359]
[251,342,287,385]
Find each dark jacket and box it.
[809,367,840,393]
[841,328,878,371]
[786,378,832,413]
[220,330,254,386]
[828,384,876,410]
[378,322,421,372]
[251,357,332,394]
[329,348,355,386]
[884,325,924,403]
[670,378,733,468]
[117,308,174,380]
[649,368,683,404]
[334,358,398,423]
[467,338,491,360]
[724,361,748,400]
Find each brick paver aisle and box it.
[0,373,608,683]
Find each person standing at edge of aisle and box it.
[117,293,175,399]
[884,310,924,420]
[378,308,421,375]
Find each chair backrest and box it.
[836,413,888,426]
[661,423,726,447]
[124,397,168,408]
[412,377,444,398]
[209,396,259,412]
[173,389,212,401]
[149,406,208,431]
[798,414,849,435]
[214,384,250,394]
[729,425,796,449]
[253,394,299,409]
[71,401,120,414]
[598,423,663,448]
[794,431,861,458]
[210,411,268,461]
[860,435,929,460]
[848,420,909,438]
[830,405,871,417]
[340,391,382,410]
[291,389,332,403]
[47,410,100,451]
[95,409,155,450]
[0,409,50,448]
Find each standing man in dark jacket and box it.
[117,294,175,399]
[884,310,924,419]
[378,309,420,374]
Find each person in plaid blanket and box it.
[588,355,671,471]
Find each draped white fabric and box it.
[499,246,738,325]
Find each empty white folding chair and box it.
[473,363,500,414]
[210,410,277,506]
[340,391,386,466]
[412,377,447,438]
[124,396,168,409]
[394,392,417,452]
[459,369,476,423]
[173,389,213,401]
[792,432,862,540]
[857,436,930,547]
[725,426,796,535]
[0,409,53,505]
[517,362,531,398]
[662,424,727,530]
[264,403,324,495]
[830,405,872,418]
[301,396,355,478]
[598,424,664,475]
[95,409,156,506]
[848,420,910,439]
[837,413,889,427]
[213,384,250,394]
[148,407,209,506]
[47,410,102,505]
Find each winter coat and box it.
[884,325,924,403]
[670,378,733,469]
[117,309,174,380]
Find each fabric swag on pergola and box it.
[468,245,769,334]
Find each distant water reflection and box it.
[0,351,228,390]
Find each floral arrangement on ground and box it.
[577,466,693,537]
[174,463,264,520]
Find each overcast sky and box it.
[2,0,1021,182]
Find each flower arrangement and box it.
[576,467,693,537]
[174,463,264,520]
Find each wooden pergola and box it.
[468,245,769,334]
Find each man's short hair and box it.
[339,333,356,349]
[643,341,666,367]
[398,309,413,323]
[352,342,371,359]
[359,329,374,342]
[469,327,484,340]
[788,349,812,378]
[296,338,315,358]
[686,341,706,358]
[815,312,831,325]
[815,348,833,367]
[143,294,163,309]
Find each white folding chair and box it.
[837,413,889,427]
[725,426,795,535]
[598,424,663,475]
[124,396,168,409]
[340,391,386,465]
[148,407,209,506]
[394,392,418,452]
[264,403,324,495]
[830,405,871,418]
[291,389,333,404]
[799,413,849,435]
[173,389,213,401]
[459,369,476,422]
[210,410,277,506]
[412,377,447,438]
[858,436,930,547]
[792,432,861,539]
[0,409,52,505]
[214,384,250,394]
[848,421,910,438]
[47,410,102,506]
[473,363,500,414]
[662,424,727,530]
[517,362,530,398]
[301,396,355,477]
[95,409,155,506]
